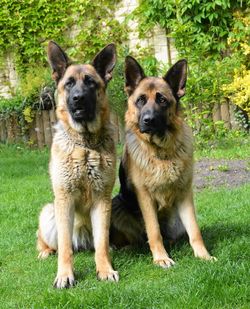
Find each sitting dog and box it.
[37,41,119,288]
[111,56,216,267]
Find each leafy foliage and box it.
[108,59,127,122]
[223,65,250,117]
[132,0,250,135]
[222,11,250,119]
[0,0,128,131]
[0,0,126,72]
[134,0,249,57]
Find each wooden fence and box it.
[212,100,239,130]
[190,100,245,131]
[0,110,124,148]
[0,101,247,148]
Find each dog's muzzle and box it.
[139,112,156,134]
[69,92,95,122]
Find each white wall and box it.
[115,0,178,67]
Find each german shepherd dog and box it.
[111,56,216,267]
[37,41,119,288]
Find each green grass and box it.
[195,135,250,160]
[0,142,249,308]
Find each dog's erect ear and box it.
[47,41,69,84]
[92,44,116,85]
[125,56,146,96]
[163,59,187,99]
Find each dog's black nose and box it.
[72,88,85,102]
[143,114,154,125]
[73,93,84,102]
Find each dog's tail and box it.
[37,203,94,258]
[110,193,145,247]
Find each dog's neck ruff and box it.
[126,128,193,187]
[54,121,104,151]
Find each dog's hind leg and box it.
[37,203,57,259]
[111,194,145,247]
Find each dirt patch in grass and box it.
[194,159,250,190]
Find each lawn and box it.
[0,138,249,308]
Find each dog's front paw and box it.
[154,257,175,269]
[210,256,217,261]
[37,248,55,259]
[196,253,217,261]
[194,248,217,261]
[53,272,75,289]
[96,269,119,282]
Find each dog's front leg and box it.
[54,191,75,288]
[136,188,175,268]
[91,199,119,281]
[177,190,216,261]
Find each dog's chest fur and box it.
[127,127,193,209]
[50,122,115,195]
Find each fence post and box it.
[6,114,15,143]
[0,118,7,142]
[229,102,239,130]
[212,103,221,123]
[221,99,231,129]
[49,109,57,137]
[35,111,45,149]
[42,110,52,148]
[28,117,38,146]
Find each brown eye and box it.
[84,75,97,87]
[136,95,146,108]
[160,97,167,104]
[156,92,168,107]
[65,77,75,89]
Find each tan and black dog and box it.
[111,56,216,267]
[37,41,119,288]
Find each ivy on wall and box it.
[133,0,249,56]
[0,0,128,125]
[0,0,126,72]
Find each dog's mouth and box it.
[139,127,153,134]
[139,124,167,137]
[139,123,158,135]
[73,109,86,119]
[71,108,96,122]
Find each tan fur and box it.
[37,59,118,288]
[112,74,216,267]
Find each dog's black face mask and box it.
[47,40,117,124]
[136,92,171,137]
[125,56,187,137]
[65,74,97,122]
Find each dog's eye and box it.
[156,93,168,107]
[136,95,147,107]
[84,75,97,87]
[65,78,75,89]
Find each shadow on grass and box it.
[201,222,249,248]
[111,222,249,258]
